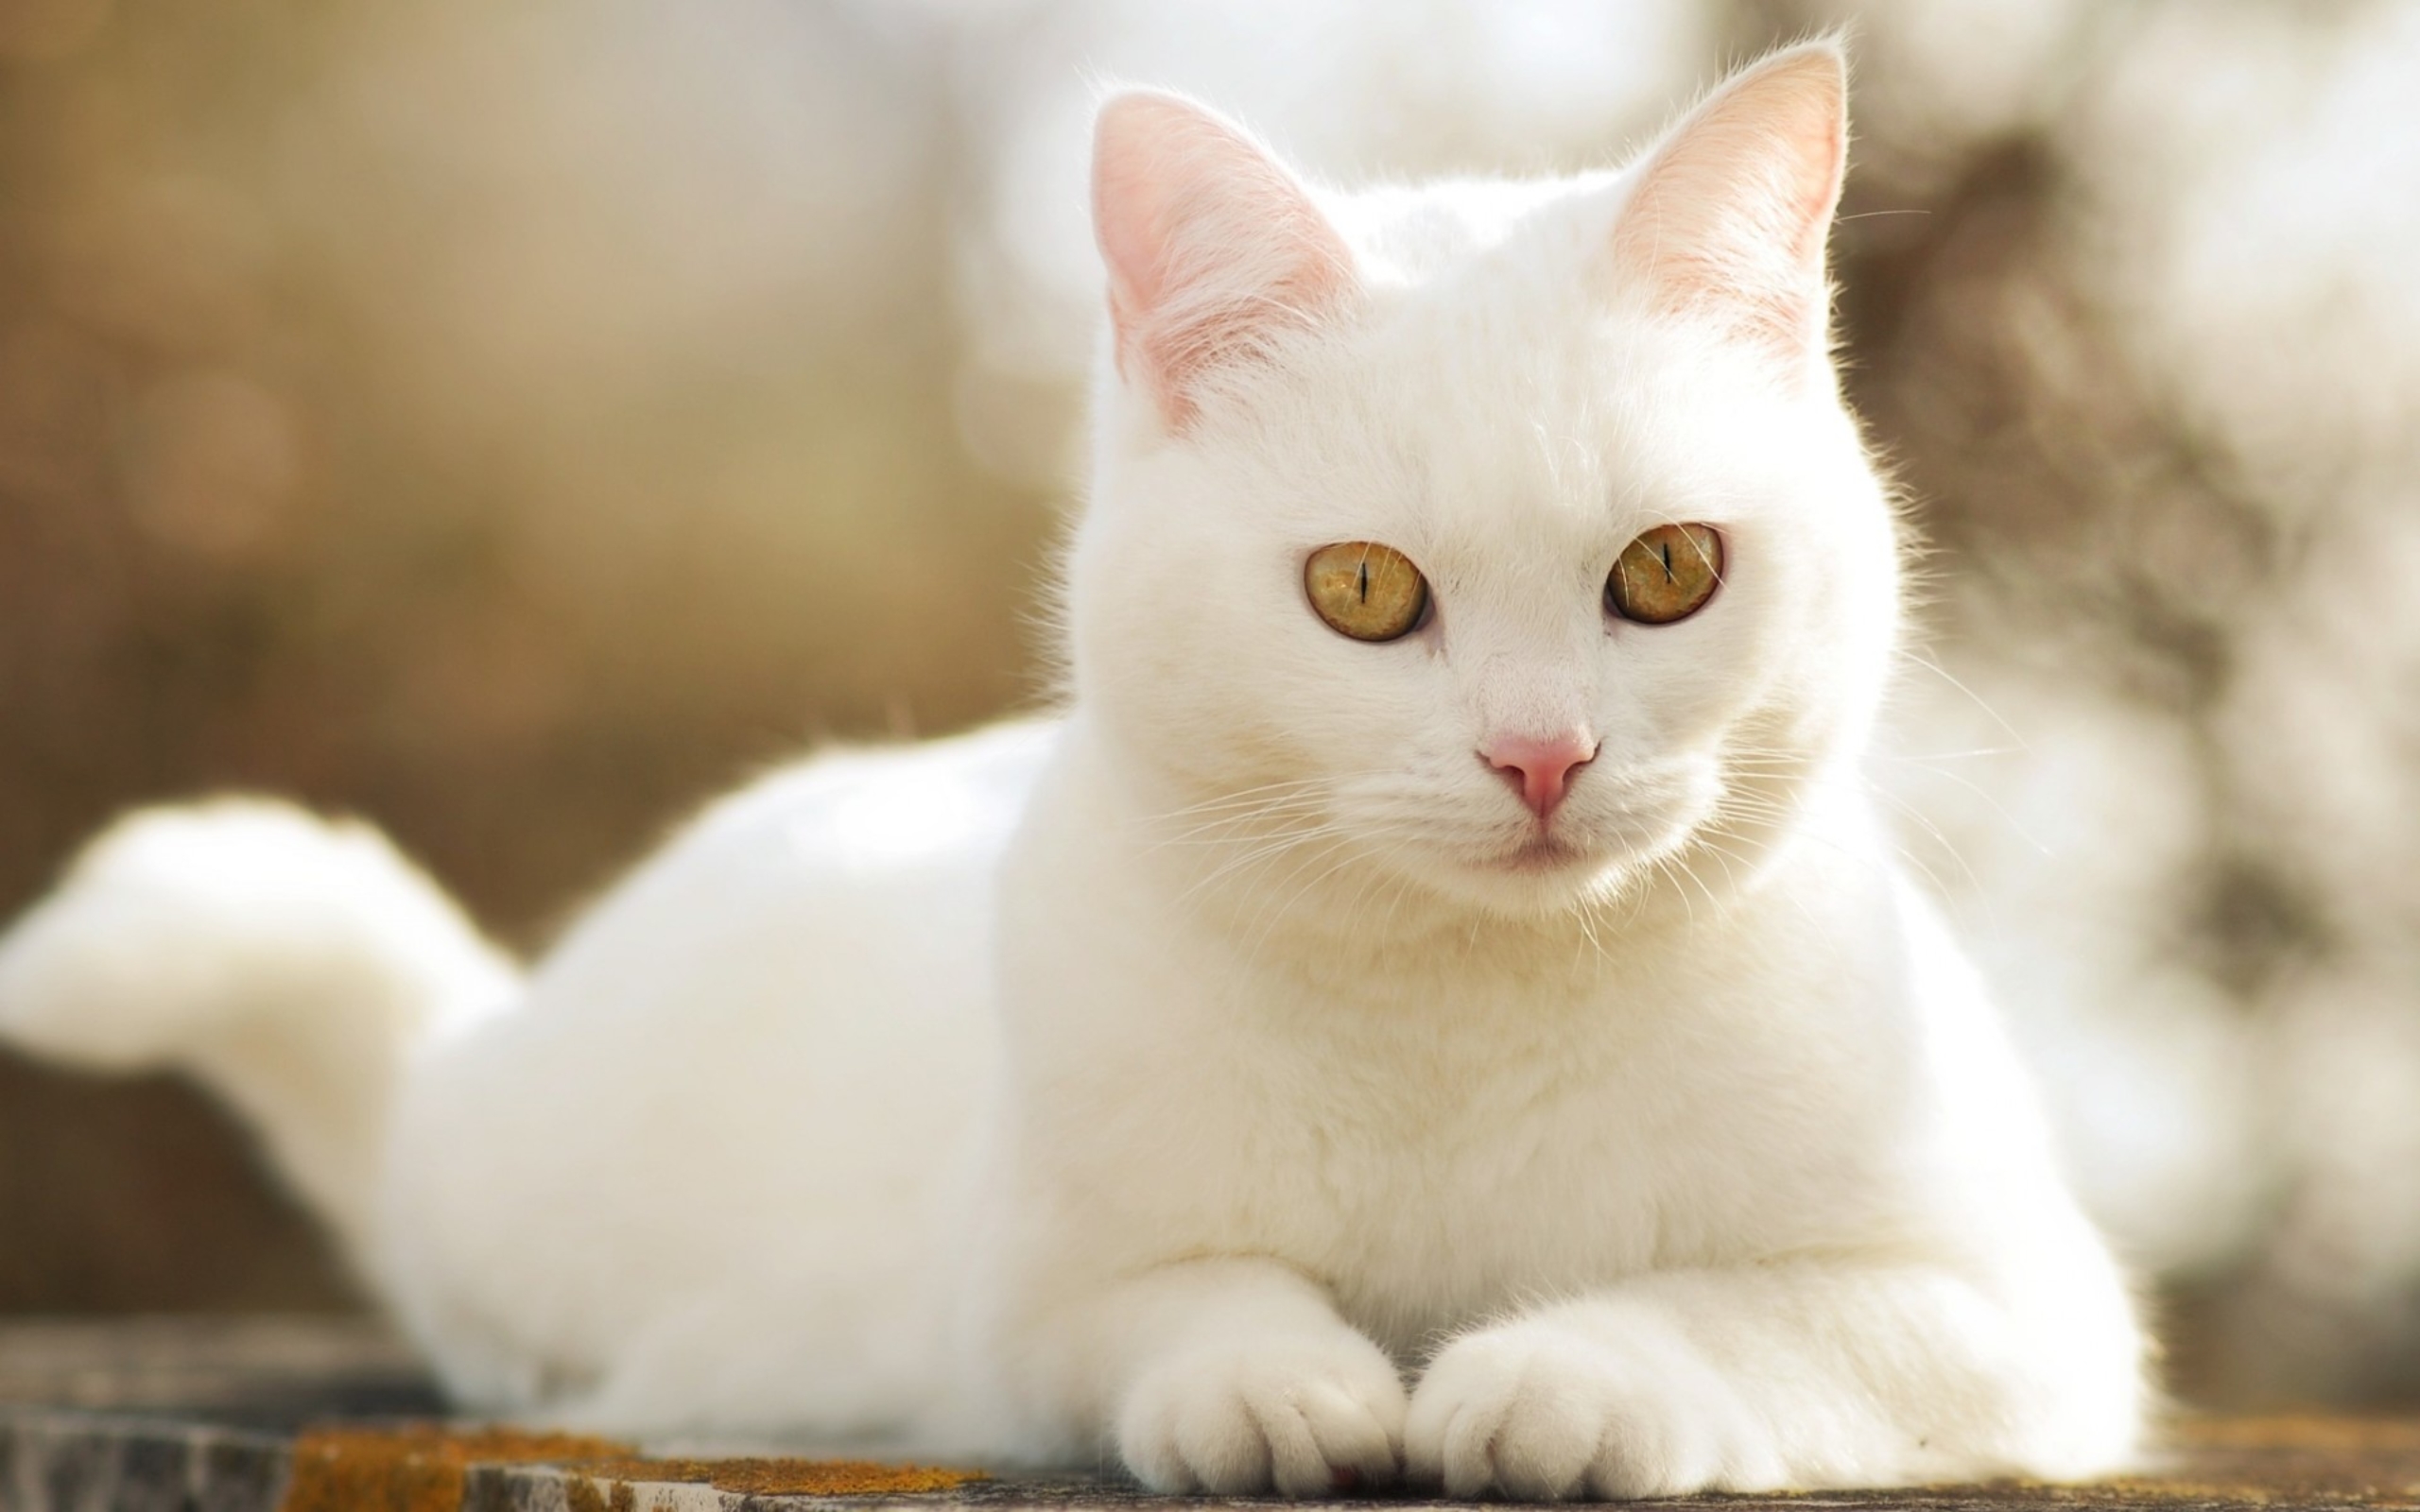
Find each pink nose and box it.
[1482,731,1598,820]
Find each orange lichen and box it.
[281,1426,634,1512]
[271,1413,2420,1508]
[571,1456,985,1498]
[279,1423,984,1511]
[562,1478,639,1512]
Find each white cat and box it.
[0,43,2144,1499]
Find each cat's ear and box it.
[1092,90,1357,427]
[1610,42,1847,365]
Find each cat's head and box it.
[1065,43,1901,921]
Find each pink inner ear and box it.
[1611,46,1848,359]
[1093,92,1356,426]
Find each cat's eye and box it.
[1305,541,1429,642]
[1606,524,1723,625]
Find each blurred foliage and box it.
[0,0,1046,1318]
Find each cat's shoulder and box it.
[683,716,1061,858]
[536,717,1061,973]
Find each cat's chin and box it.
[1492,835,1596,876]
[1417,835,1636,918]
[1422,803,1713,919]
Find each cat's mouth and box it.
[1491,833,1594,874]
[1471,791,1706,888]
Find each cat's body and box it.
[0,45,2145,1498]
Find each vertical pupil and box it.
[1659,539,1674,582]
[1357,561,1369,603]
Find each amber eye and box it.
[1305,541,1429,642]
[1607,524,1723,625]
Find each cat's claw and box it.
[1115,1332,1407,1497]
[1406,1321,1738,1501]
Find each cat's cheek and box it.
[1406,1319,1755,1500]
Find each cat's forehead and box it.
[1259,188,1765,545]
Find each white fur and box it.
[0,43,2142,1498]
[0,799,514,1263]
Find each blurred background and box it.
[1,0,2415,1409]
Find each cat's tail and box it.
[0,799,518,1279]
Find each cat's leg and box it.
[1010,1257,1406,1495]
[1404,1251,2142,1500]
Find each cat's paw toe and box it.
[1407,1322,1727,1500]
[1117,1332,1406,1497]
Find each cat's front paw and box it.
[1115,1327,1407,1497]
[1407,1320,1754,1500]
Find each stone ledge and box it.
[3,1319,2417,1512]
